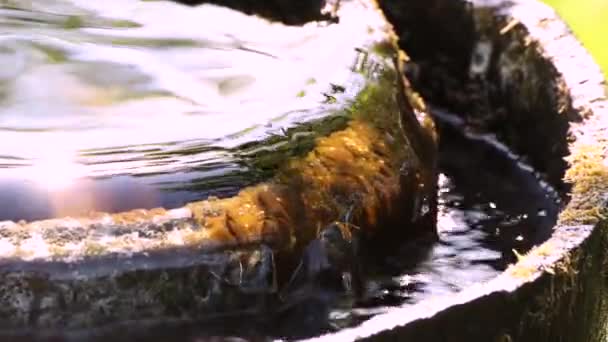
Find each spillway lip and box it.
[0,0,438,330]
[307,0,608,341]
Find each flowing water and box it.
[0,0,370,222]
[0,2,560,341]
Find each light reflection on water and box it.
[0,0,371,221]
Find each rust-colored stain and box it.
[184,119,407,252]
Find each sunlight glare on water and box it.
[0,0,372,221]
[24,151,84,190]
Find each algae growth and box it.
[559,144,608,225]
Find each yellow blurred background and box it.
[542,0,608,76]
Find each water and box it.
[0,2,560,340]
[0,0,369,222]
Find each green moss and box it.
[559,144,608,225]
[348,69,403,141]
[306,78,317,85]
[371,41,397,58]
[237,114,350,180]
[296,90,306,98]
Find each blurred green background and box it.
[542,0,608,76]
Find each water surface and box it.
[0,0,368,221]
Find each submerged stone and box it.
[0,0,437,328]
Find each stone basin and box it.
[0,0,606,340]
[305,0,608,341]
